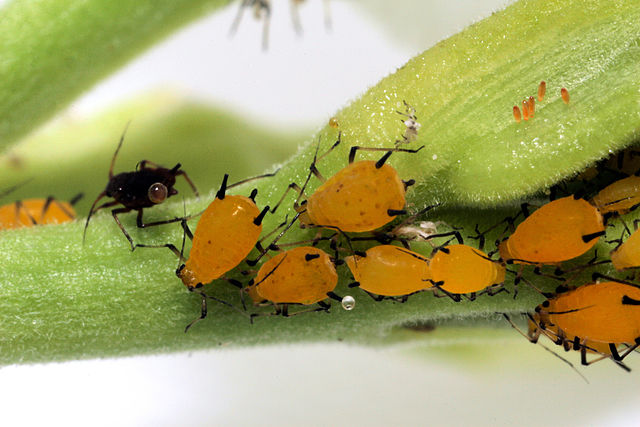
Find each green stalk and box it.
[1,0,640,365]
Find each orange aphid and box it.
[561,87,570,104]
[513,105,522,123]
[498,196,605,265]
[538,81,546,101]
[528,96,535,117]
[522,99,530,121]
[0,196,79,230]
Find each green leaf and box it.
[0,0,228,148]
[2,0,640,365]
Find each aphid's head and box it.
[176,264,199,289]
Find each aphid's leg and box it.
[109,122,131,180]
[220,277,243,289]
[425,280,461,302]
[174,169,200,198]
[348,145,425,165]
[270,182,305,214]
[41,197,74,222]
[135,208,189,230]
[476,284,508,298]
[246,214,301,266]
[83,192,117,245]
[290,0,303,36]
[229,0,252,37]
[281,302,332,317]
[13,200,37,226]
[111,207,136,250]
[185,291,208,332]
[134,243,185,262]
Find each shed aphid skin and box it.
[428,244,507,301]
[509,273,640,370]
[591,175,640,215]
[345,245,431,301]
[83,124,199,250]
[270,132,424,234]
[247,246,341,317]
[538,81,546,102]
[0,193,83,230]
[229,0,271,50]
[498,195,606,265]
[512,105,522,123]
[134,172,278,331]
[396,100,421,145]
[561,87,570,104]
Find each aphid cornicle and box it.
[0,194,83,230]
[135,173,272,331]
[272,132,423,234]
[525,276,640,369]
[345,245,431,299]
[84,125,199,250]
[428,244,506,300]
[498,195,606,265]
[248,246,339,316]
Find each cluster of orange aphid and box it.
[4,96,640,374]
[512,81,571,123]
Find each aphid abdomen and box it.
[345,245,430,296]
[499,196,604,264]
[430,244,505,294]
[611,229,640,270]
[306,161,406,232]
[254,246,338,305]
[183,195,262,286]
[591,175,640,215]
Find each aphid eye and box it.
[148,183,168,204]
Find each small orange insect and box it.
[516,274,640,370]
[345,245,431,300]
[498,196,605,265]
[538,81,546,101]
[561,87,570,104]
[428,244,506,301]
[0,193,83,230]
[513,105,522,123]
[271,132,423,234]
[590,175,640,215]
[247,246,340,316]
[135,173,275,330]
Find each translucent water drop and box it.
[341,295,356,311]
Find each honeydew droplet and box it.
[341,295,356,311]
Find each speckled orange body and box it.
[345,245,430,296]
[180,195,261,288]
[303,161,405,232]
[499,196,604,264]
[430,244,505,294]
[253,246,337,305]
[0,199,76,230]
[591,175,640,215]
[533,282,640,345]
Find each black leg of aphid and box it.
[592,272,640,289]
[185,292,208,333]
[135,208,187,229]
[109,122,131,180]
[348,145,424,165]
[270,182,304,214]
[52,198,77,221]
[317,300,331,311]
[14,200,37,225]
[363,291,385,302]
[83,195,118,245]
[425,231,464,245]
[111,207,136,250]
[134,243,184,262]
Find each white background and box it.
[2,1,640,426]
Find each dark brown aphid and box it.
[83,125,199,250]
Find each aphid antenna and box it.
[109,121,131,180]
[591,272,640,290]
[0,177,33,199]
[226,168,281,191]
[502,313,589,384]
[394,247,430,263]
[348,145,425,166]
[246,212,302,266]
